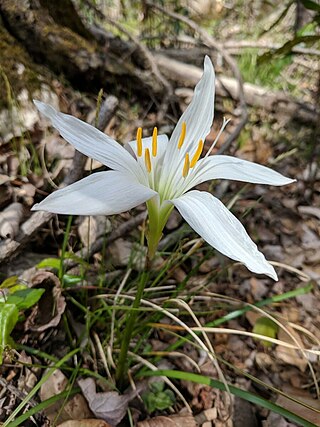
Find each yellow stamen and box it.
[152,127,158,157]
[182,153,190,178]
[190,139,204,168]
[137,127,143,157]
[178,121,186,149]
[145,148,152,173]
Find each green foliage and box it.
[37,254,82,286]
[252,316,279,347]
[0,303,19,364]
[258,35,320,65]
[0,278,45,363]
[237,50,293,89]
[5,288,45,310]
[37,257,61,270]
[300,0,320,12]
[142,381,175,413]
[62,274,82,286]
[258,1,320,65]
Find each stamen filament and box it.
[205,117,231,158]
[145,148,152,173]
[182,153,190,178]
[152,127,158,157]
[137,127,143,157]
[178,121,186,149]
[190,139,204,168]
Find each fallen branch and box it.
[155,54,318,125]
[223,40,320,56]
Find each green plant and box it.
[0,276,45,363]
[142,381,175,413]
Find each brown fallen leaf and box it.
[0,202,24,239]
[40,369,92,423]
[78,377,137,426]
[78,216,111,247]
[138,414,196,427]
[26,271,66,331]
[275,328,308,372]
[298,206,320,220]
[57,420,111,427]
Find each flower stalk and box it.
[115,269,149,390]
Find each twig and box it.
[0,96,119,265]
[146,1,248,154]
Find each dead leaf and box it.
[298,206,320,220]
[44,134,75,160]
[26,271,66,331]
[58,420,111,427]
[108,239,146,270]
[78,377,136,426]
[0,202,24,239]
[138,414,196,427]
[275,328,308,372]
[249,277,268,299]
[78,216,111,247]
[40,369,92,423]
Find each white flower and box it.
[32,56,295,280]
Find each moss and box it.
[0,23,50,110]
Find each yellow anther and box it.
[190,139,204,168]
[152,127,158,157]
[182,153,190,178]
[145,148,152,173]
[178,121,186,149]
[137,127,143,157]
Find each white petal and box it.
[160,56,215,194]
[170,56,215,152]
[171,190,277,280]
[34,101,141,178]
[193,155,296,187]
[126,134,169,160]
[32,171,157,215]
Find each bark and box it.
[0,0,164,97]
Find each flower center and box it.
[135,122,206,189]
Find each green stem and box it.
[59,215,73,285]
[116,270,149,390]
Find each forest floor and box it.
[0,2,320,427]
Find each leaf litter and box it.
[0,38,319,427]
